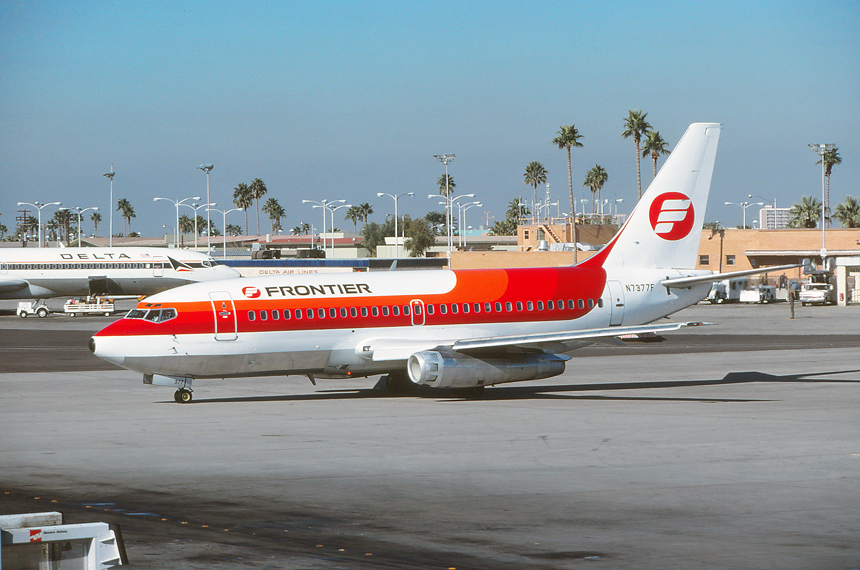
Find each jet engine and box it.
[407,349,566,389]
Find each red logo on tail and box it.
[649,192,694,241]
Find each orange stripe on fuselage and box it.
[94,266,606,337]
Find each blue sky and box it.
[1,0,858,238]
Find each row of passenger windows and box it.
[247,298,602,322]
[3,262,166,270]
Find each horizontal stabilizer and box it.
[661,263,801,288]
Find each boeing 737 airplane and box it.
[91,123,797,402]
[0,248,240,300]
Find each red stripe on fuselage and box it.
[94,266,606,337]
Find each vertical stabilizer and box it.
[582,123,721,270]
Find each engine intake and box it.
[407,349,566,389]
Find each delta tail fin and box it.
[582,123,721,270]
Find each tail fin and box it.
[582,123,721,270]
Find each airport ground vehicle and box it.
[16,300,51,318]
[64,296,116,317]
[799,270,835,306]
[739,285,777,303]
[707,277,747,303]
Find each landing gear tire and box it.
[451,386,485,399]
[175,389,193,404]
[383,372,416,396]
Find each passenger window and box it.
[414,304,422,316]
[526,301,533,311]
[578,299,585,309]
[295,309,303,319]
[440,304,447,315]
[427,304,435,315]
[495,302,502,312]
[248,311,256,321]
[272,310,280,320]
[462,303,469,314]
[330,308,337,318]
[361,307,368,317]
[598,298,604,308]
[350,307,357,317]
[474,303,481,313]
[283,309,291,319]
[382,306,390,317]
[318,308,325,319]
[306,308,314,319]
[392,305,400,316]
[340,307,348,318]
[403,305,410,316]
[588,299,595,308]
[506,302,513,312]
[557,300,564,310]
[260,311,268,321]
[537,301,544,311]
[451,303,459,314]
[371,306,379,317]
[516,301,523,311]
[568,299,575,309]
[485,302,492,313]
[547,300,554,310]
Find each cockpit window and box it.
[202,258,214,268]
[126,308,177,323]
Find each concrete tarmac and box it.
[1,303,859,569]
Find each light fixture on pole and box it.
[808,143,836,262]
[154,196,201,248]
[207,206,243,260]
[747,193,776,209]
[433,154,455,252]
[68,206,99,247]
[103,165,115,247]
[17,201,62,248]
[724,201,763,229]
[448,193,475,252]
[378,192,414,258]
[327,203,352,258]
[198,164,214,251]
[189,202,216,250]
[460,202,482,249]
[303,199,346,257]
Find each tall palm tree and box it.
[523,161,548,222]
[53,209,74,243]
[833,195,860,228]
[552,124,584,219]
[816,147,841,228]
[90,211,102,237]
[642,130,670,179]
[583,165,608,216]
[248,178,268,235]
[344,206,361,233]
[424,211,446,235]
[788,195,822,228]
[116,198,134,236]
[262,197,285,234]
[437,174,455,197]
[358,202,374,227]
[621,110,652,200]
[232,182,254,235]
[506,197,530,222]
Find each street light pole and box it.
[103,165,115,247]
[208,206,243,260]
[155,196,201,248]
[198,164,214,251]
[809,143,835,263]
[433,154,455,252]
[303,199,346,258]
[69,206,98,247]
[378,192,414,258]
[461,202,482,249]
[17,201,62,247]
[328,203,352,259]
[724,201,763,229]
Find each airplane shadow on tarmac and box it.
[170,369,860,405]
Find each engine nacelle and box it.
[407,349,566,389]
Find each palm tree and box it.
[262,197,285,234]
[90,211,102,237]
[290,226,303,236]
[116,198,134,236]
[424,211,446,235]
[226,223,242,236]
[53,209,74,243]
[344,205,361,233]
[816,147,841,228]
[552,124,584,219]
[642,130,670,179]
[833,196,860,228]
[437,174,455,197]
[232,182,254,235]
[248,178,268,235]
[178,214,194,235]
[583,165,608,215]
[301,222,311,235]
[358,202,374,227]
[788,196,822,228]
[506,197,530,222]
[621,110,652,200]
[523,161,548,222]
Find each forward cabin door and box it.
[210,291,238,341]
[607,281,625,326]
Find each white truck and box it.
[707,277,747,303]
[64,296,116,317]
[799,274,835,305]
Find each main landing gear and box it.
[174,389,193,403]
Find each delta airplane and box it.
[0,248,240,300]
[91,123,797,403]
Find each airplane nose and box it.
[89,337,96,353]
[89,335,126,367]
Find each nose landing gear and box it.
[174,389,193,404]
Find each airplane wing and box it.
[367,321,709,362]
[0,279,30,294]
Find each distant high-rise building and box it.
[759,206,791,229]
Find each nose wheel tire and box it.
[174,389,193,404]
